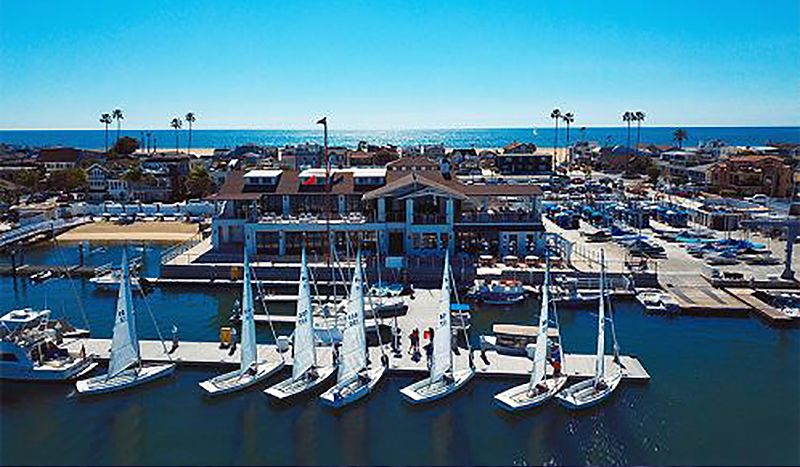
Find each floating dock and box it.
[724,288,799,324]
[68,338,650,381]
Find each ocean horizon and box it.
[1,126,798,151]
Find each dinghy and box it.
[400,251,475,404]
[319,250,386,408]
[200,247,284,396]
[494,256,567,411]
[76,249,174,395]
[556,250,622,410]
[265,248,336,400]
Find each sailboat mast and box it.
[530,254,550,388]
[595,249,606,380]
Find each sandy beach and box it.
[57,221,201,242]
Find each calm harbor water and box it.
[1,243,799,465]
[1,127,799,150]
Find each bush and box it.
[112,136,139,155]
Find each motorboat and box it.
[469,279,525,305]
[0,308,97,381]
[479,324,559,357]
[635,289,679,314]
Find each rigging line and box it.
[448,255,471,353]
[308,251,337,350]
[346,231,386,358]
[250,264,284,363]
[137,267,173,362]
[52,237,91,333]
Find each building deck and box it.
[68,338,650,381]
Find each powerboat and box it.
[0,308,97,381]
[635,289,679,314]
[479,324,559,357]
[469,279,525,305]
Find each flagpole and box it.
[316,116,331,304]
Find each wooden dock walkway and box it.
[68,338,650,381]
[724,288,798,324]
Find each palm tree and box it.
[562,112,575,165]
[145,132,152,153]
[634,111,646,150]
[112,108,124,143]
[99,113,112,154]
[673,128,688,148]
[550,108,562,162]
[185,112,196,154]
[170,118,182,154]
[622,111,633,150]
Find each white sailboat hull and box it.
[199,361,284,396]
[319,366,386,409]
[75,363,175,395]
[556,372,622,410]
[264,365,336,401]
[399,368,475,405]
[494,375,568,412]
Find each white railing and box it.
[0,217,90,248]
[160,232,203,264]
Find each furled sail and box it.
[595,251,606,380]
[530,258,550,388]
[240,248,257,373]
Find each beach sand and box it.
[57,221,200,242]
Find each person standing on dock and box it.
[170,324,179,354]
[229,326,238,355]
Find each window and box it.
[1,352,19,362]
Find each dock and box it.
[724,288,798,324]
[68,338,650,381]
[659,273,751,315]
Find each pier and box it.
[68,338,650,381]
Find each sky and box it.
[1,0,798,130]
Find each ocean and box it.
[1,243,799,465]
[1,127,799,150]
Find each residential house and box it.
[707,155,794,198]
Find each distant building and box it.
[494,154,553,175]
[38,148,86,172]
[503,141,538,154]
[707,155,794,198]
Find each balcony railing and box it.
[413,214,447,225]
[457,211,540,224]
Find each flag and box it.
[302,175,316,185]
[316,117,327,125]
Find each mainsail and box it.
[338,250,367,384]
[292,248,316,379]
[240,247,257,373]
[108,248,140,378]
[530,257,550,388]
[594,251,606,379]
[430,252,453,383]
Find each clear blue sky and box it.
[1,0,798,130]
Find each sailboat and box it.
[399,251,475,404]
[494,256,567,411]
[76,249,175,395]
[556,250,622,409]
[199,247,285,396]
[265,248,336,400]
[319,250,386,408]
